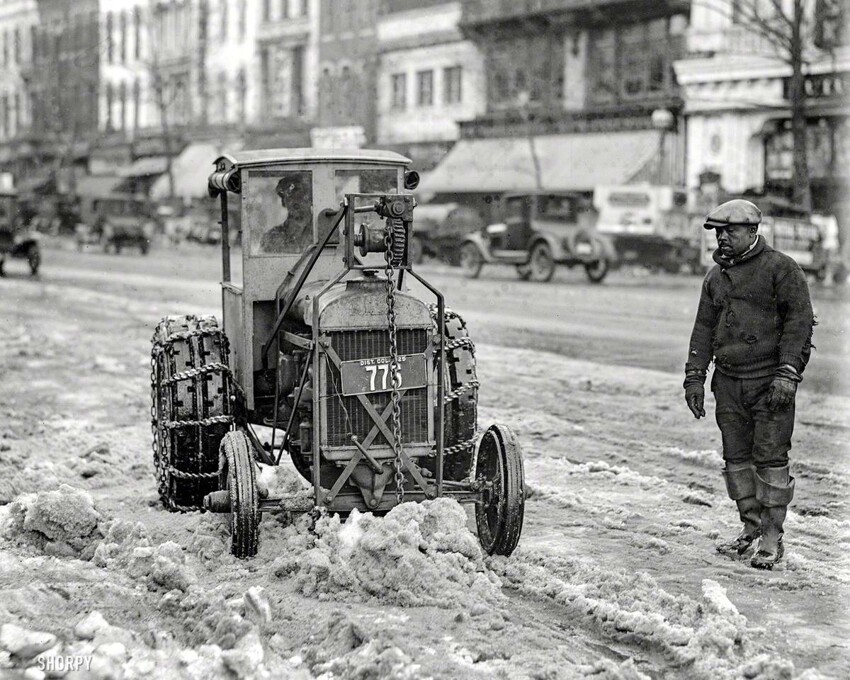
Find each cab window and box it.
[246,169,313,256]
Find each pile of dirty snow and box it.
[1,484,104,558]
[272,497,503,608]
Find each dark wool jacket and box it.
[686,235,815,379]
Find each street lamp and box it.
[651,108,675,186]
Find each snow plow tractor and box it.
[150,148,525,558]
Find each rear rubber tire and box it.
[151,315,235,511]
[220,431,260,558]
[528,242,555,282]
[460,242,483,278]
[27,246,40,276]
[584,258,609,283]
[475,423,525,556]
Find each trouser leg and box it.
[749,380,796,569]
[712,372,763,556]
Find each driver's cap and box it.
[703,199,761,230]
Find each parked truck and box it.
[593,184,701,274]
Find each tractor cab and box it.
[149,148,526,559]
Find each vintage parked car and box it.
[410,202,485,265]
[0,189,41,277]
[459,191,619,283]
[92,194,157,254]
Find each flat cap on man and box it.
[703,199,762,230]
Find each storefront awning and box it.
[75,174,122,198]
[419,130,661,195]
[118,155,170,178]
[150,142,227,200]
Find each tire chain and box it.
[150,317,238,512]
[428,304,480,457]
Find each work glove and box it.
[766,365,801,412]
[683,368,707,419]
[685,384,705,419]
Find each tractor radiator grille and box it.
[326,329,429,447]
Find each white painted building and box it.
[674,0,849,213]
[99,0,151,136]
[376,1,485,167]
[0,0,37,146]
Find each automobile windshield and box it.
[538,195,576,223]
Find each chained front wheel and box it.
[475,423,525,556]
[220,431,260,559]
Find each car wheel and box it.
[585,258,609,283]
[460,243,483,279]
[528,242,555,282]
[27,246,40,276]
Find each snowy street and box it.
[1,244,848,679]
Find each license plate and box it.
[575,242,593,255]
[339,353,427,396]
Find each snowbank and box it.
[271,497,503,608]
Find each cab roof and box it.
[214,147,411,169]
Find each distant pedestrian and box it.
[683,199,815,569]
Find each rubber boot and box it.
[751,465,795,570]
[716,463,761,557]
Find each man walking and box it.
[684,199,815,569]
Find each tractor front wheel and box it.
[474,423,525,556]
[220,431,260,559]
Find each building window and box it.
[134,7,141,59]
[237,68,246,120]
[443,66,462,104]
[106,82,113,130]
[1,32,6,67]
[13,28,20,63]
[119,81,126,129]
[30,26,36,62]
[416,70,433,106]
[1,95,7,138]
[263,0,271,22]
[391,73,406,110]
[119,11,126,63]
[281,0,289,19]
[133,79,140,129]
[106,12,113,63]
[239,0,247,38]
[221,0,228,40]
[292,45,304,114]
[218,71,228,121]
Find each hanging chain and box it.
[383,219,406,503]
